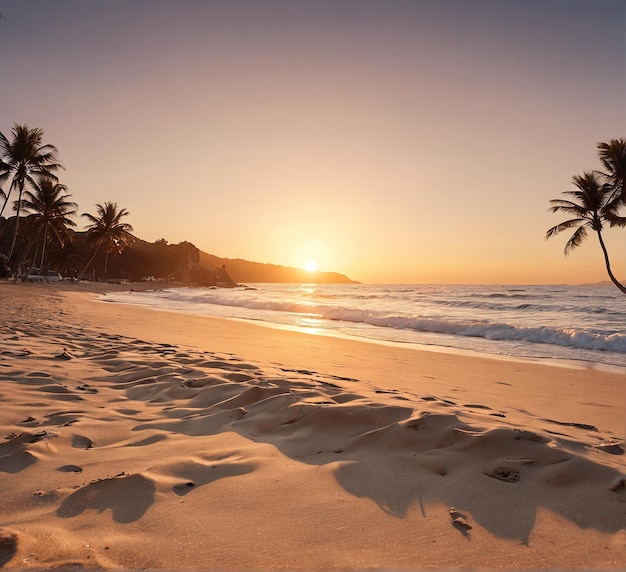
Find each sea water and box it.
[102,283,626,371]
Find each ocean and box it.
[102,283,626,372]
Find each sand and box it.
[0,281,624,569]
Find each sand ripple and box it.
[0,284,624,568]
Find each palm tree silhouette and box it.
[48,241,85,279]
[546,171,626,294]
[597,138,626,207]
[80,202,134,281]
[20,178,77,271]
[0,124,63,263]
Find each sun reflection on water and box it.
[297,315,325,332]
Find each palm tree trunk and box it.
[7,180,25,263]
[17,238,34,271]
[0,187,12,218]
[39,222,49,270]
[77,248,100,282]
[103,251,109,281]
[595,230,626,294]
[26,245,40,278]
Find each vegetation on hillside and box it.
[0,125,63,263]
[79,202,135,281]
[0,123,356,284]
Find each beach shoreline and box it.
[69,282,626,437]
[0,281,624,569]
[98,281,626,375]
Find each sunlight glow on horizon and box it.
[2,0,625,285]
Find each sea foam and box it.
[104,283,626,367]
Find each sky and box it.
[1,0,625,284]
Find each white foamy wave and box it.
[307,307,626,353]
[106,287,626,355]
[171,290,320,315]
[360,314,626,353]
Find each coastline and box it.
[0,281,624,569]
[99,282,626,374]
[77,284,626,437]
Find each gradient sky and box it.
[2,0,625,284]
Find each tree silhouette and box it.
[20,178,77,271]
[47,241,85,278]
[0,124,63,264]
[546,171,626,294]
[80,202,134,281]
[597,138,626,207]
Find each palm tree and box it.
[546,171,626,294]
[597,138,626,206]
[20,178,77,271]
[0,124,63,263]
[79,202,134,281]
[13,214,42,276]
[47,241,85,279]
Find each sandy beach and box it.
[0,281,624,569]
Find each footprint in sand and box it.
[56,464,83,473]
[0,450,38,474]
[483,466,521,483]
[71,434,94,449]
[0,529,18,567]
[26,371,53,378]
[55,350,76,360]
[165,456,256,496]
[0,431,57,474]
[595,442,624,455]
[56,473,155,523]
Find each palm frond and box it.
[81,212,100,225]
[603,211,626,228]
[545,218,587,240]
[81,202,134,258]
[548,199,590,216]
[564,225,588,256]
[546,168,623,256]
[598,139,626,179]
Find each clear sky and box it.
[2,0,625,284]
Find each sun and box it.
[304,260,318,272]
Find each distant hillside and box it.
[199,251,358,284]
[579,280,623,287]
[0,215,357,283]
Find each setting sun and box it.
[304,260,317,272]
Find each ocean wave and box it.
[311,308,626,353]
[431,298,540,311]
[430,298,623,316]
[482,293,530,299]
[121,289,626,355]
[361,315,626,353]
